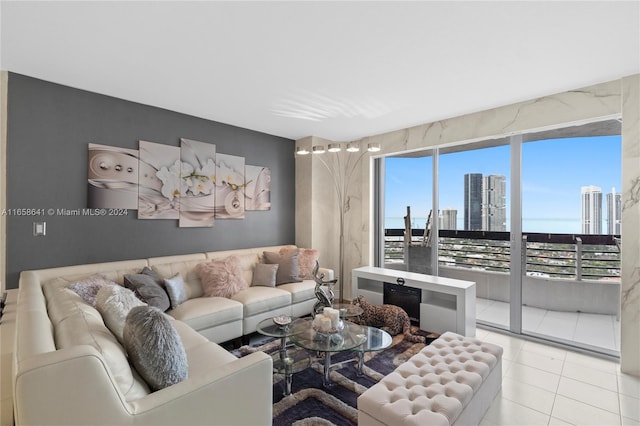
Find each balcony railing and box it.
[384,229,621,281]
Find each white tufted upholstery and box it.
[358,332,503,426]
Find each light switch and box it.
[33,221,46,236]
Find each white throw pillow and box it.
[96,284,146,344]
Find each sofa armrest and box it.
[130,351,273,425]
[14,345,273,426]
[14,345,133,425]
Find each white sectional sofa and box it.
[13,245,329,425]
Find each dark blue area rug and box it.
[233,327,438,426]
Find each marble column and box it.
[621,74,640,376]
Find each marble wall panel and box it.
[621,74,640,376]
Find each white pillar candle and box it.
[320,316,332,331]
[323,307,339,329]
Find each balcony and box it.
[384,229,621,355]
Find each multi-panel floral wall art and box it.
[87,139,271,227]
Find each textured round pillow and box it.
[123,306,188,391]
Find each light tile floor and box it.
[477,327,639,426]
[477,297,620,355]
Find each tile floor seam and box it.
[506,369,561,394]
[555,388,622,417]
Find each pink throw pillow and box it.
[197,255,248,298]
[280,247,319,280]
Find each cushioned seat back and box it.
[205,245,297,286]
[43,280,151,401]
[14,278,57,363]
[23,260,148,285]
[206,252,259,287]
[148,255,207,299]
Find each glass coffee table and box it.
[289,317,366,387]
[355,326,393,376]
[256,317,310,396]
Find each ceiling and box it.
[1,1,639,142]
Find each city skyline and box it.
[582,185,603,234]
[384,135,621,234]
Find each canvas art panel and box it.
[138,140,180,219]
[179,138,216,227]
[215,153,245,219]
[245,165,271,211]
[87,143,139,209]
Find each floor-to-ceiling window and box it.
[438,140,511,331]
[381,151,433,272]
[520,127,621,356]
[375,119,621,356]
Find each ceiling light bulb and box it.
[367,143,381,152]
[346,143,360,152]
[296,146,310,155]
[328,144,341,153]
[312,145,326,154]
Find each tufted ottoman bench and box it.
[357,331,503,426]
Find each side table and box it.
[256,317,309,396]
[332,302,364,319]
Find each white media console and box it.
[351,266,476,337]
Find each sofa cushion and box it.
[43,278,104,325]
[123,306,189,391]
[96,284,146,344]
[164,273,189,309]
[151,259,204,299]
[231,287,291,316]
[280,247,319,280]
[197,255,248,298]
[68,274,118,306]
[124,267,171,311]
[251,263,278,287]
[52,285,150,401]
[168,296,244,332]
[183,339,238,374]
[276,279,316,304]
[264,250,302,285]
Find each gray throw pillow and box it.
[124,268,171,312]
[123,306,188,391]
[164,273,188,309]
[252,263,279,287]
[264,250,302,285]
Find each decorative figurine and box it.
[311,261,337,317]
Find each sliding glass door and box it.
[374,119,622,356]
[520,132,621,355]
[438,140,511,331]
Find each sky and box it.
[384,135,622,234]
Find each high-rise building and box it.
[464,173,482,231]
[440,208,457,230]
[581,185,602,234]
[607,187,621,235]
[482,174,507,231]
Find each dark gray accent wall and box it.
[5,73,296,288]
